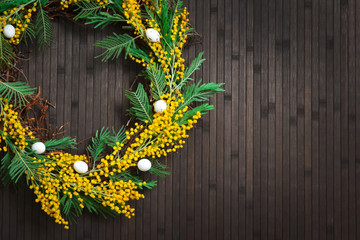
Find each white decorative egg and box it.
[73,161,88,174]
[137,159,152,172]
[146,28,160,42]
[3,24,15,39]
[31,142,46,154]
[154,100,167,113]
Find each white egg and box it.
[31,142,46,154]
[73,161,89,174]
[154,100,167,113]
[137,159,152,172]
[3,24,15,39]
[146,28,160,42]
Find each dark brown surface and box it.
[1,0,360,239]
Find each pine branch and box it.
[125,83,153,123]
[95,33,136,62]
[0,81,36,107]
[35,5,54,50]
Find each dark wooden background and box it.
[1,0,360,239]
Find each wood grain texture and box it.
[1,0,360,239]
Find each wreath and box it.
[0,0,223,229]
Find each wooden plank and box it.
[347,0,357,239]
[238,0,247,239]
[340,1,349,239]
[274,0,284,239]
[267,0,276,239]
[246,0,254,238]
[304,1,312,239]
[326,0,335,239]
[333,0,342,238]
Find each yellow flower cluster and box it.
[1,3,37,45]
[0,100,34,151]
[60,0,109,10]
[171,8,190,81]
[122,0,145,35]
[96,92,201,175]
[30,152,144,228]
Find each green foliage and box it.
[87,127,110,162]
[149,160,170,177]
[107,126,126,147]
[175,52,205,90]
[34,5,54,50]
[178,103,214,125]
[44,137,77,151]
[7,150,39,183]
[125,83,153,123]
[179,81,224,110]
[111,170,157,190]
[0,34,15,67]
[0,81,36,107]
[0,152,14,185]
[74,1,106,21]
[85,12,125,29]
[60,194,83,222]
[142,65,167,100]
[95,33,136,61]
[0,0,29,12]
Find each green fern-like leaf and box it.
[35,6,54,50]
[178,103,214,125]
[74,1,105,20]
[0,34,15,67]
[85,12,125,29]
[142,65,167,100]
[95,33,136,62]
[178,81,224,110]
[107,126,126,147]
[0,81,36,107]
[87,127,110,162]
[8,151,39,183]
[44,137,77,151]
[175,52,205,90]
[0,0,30,12]
[125,83,153,122]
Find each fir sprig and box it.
[0,34,15,67]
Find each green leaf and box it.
[107,126,126,147]
[0,152,13,185]
[178,103,214,125]
[8,151,39,183]
[125,83,153,122]
[85,12,125,29]
[0,34,15,67]
[149,160,170,177]
[44,137,77,151]
[0,0,30,12]
[35,6,54,50]
[87,127,110,162]
[142,65,167,100]
[74,1,105,21]
[0,81,36,107]
[175,52,205,90]
[95,33,136,62]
